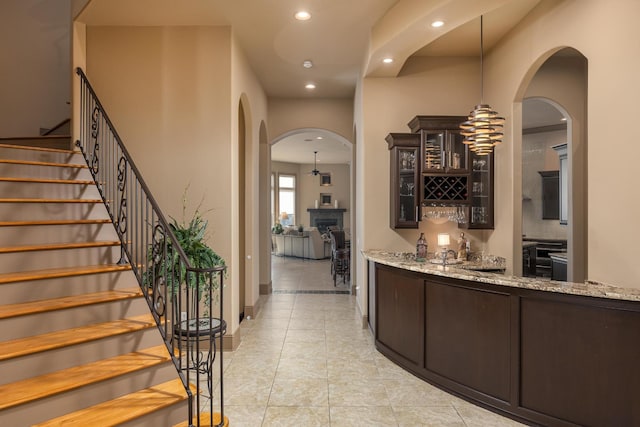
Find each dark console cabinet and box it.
[375,265,424,368]
[372,261,640,427]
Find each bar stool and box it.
[329,229,350,285]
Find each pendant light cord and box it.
[480,15,484,104]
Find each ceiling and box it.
[78,0,551,164]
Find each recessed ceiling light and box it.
[316,136,323,140]
[561,117,567,121]
[383,57,394,64]
[303,60,313,69]
[431,20,444,28]
[295,11,311,21]
[305,83,316,90]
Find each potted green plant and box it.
[272,222,283,234]
[146,193,225,311]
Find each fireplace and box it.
[307,208,346,233]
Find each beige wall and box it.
[84,25,235,322]
[231,36,269,331]
[355,0,640,319]
[268,98,354,142]
[483,0,639,287]
[522,53,587,282]
[84,25,269,337]
[0,0,71,137]
[298,163,351,229]
[522,129,567,240]
[355,56,481,316]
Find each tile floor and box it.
[205,256,524,426]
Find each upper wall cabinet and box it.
[408,116,469,174]
[462,151,494,229]
[410,116,471,207]
[386,115,495,230]
[386,133,421,229]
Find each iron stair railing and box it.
[76,67,225,427]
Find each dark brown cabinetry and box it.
[462,151,494,229]
[409,116,470,205]
[372,261,640,427]
[386,116,494,229]
[539,170,559,220]
[375,265,424,368]
[386,133,421,229]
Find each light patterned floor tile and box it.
[276,357,328,379]
[453,401,528,426]
[329,405,397,426]
[268,378,329,407]
[327,358,379,379]
[281,340,327,359]
[393,405,466,426]
[329,378,390,407]
[209,258,522,426]
[262,406,330,427]
[285,328,326,343]
[384,378,457,407]
[220,405,266,427]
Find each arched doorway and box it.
[237,101,246,322]
[517,48,588,282]
[269,128,353,292]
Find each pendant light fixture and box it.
[460,16,504,156]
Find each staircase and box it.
[0,142,191,426]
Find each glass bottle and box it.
[416,232,427,261]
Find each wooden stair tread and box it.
[0,197,102,203]
[0,345,171,410]
[0,176,94,185]
[174,413,229,427]
[0,263,131,285]
[0,219,112,227]
[33,379,192,427]
[0,158,87,168]
[0,143,78,154]
[0,313,156,361]
[0,287,143,320]
[0,240,120,254]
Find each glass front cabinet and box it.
[386,133,421,229]
[461,151,494,229]
[386,116,494,230]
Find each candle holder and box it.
[437,233,450,266]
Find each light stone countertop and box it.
[363,249,640,303]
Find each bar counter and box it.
[363,250,640,427]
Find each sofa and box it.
[272,227,330,259]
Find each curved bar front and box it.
[363,250,640,427]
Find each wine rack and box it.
[423,175,468,202]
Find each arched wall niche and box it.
[512,46,588,282]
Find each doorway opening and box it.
[270,128,353,293]
[518,48,588,282]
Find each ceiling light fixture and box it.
[561,117,567,121]
[303,60,313,68]
[305,83,316,90]
[316,136,323,140]
[431,20,445,28]
[383,57,394,64]
[295,11,311,21]
[459,16,504,156]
